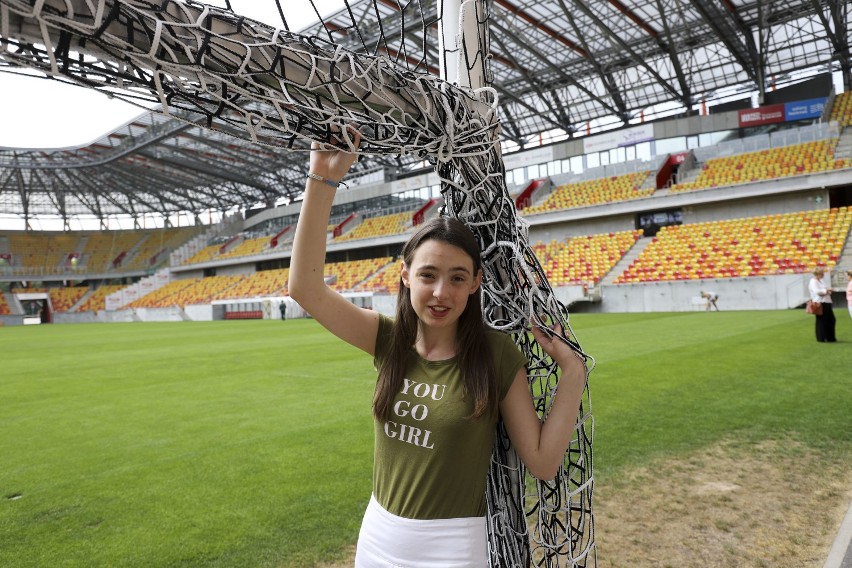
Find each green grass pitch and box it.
[2,311,850,567]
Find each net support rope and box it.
[0,1,595,565]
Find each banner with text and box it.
[583,124,654,154]
[738,97,827,127]
[784,97,827,121]
[502,146,554,172]
[738,104,785,127]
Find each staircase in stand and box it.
[832,222,852,289]
[601,236,655,285]
[835,126,852,161]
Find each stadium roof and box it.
[0,0,849,222]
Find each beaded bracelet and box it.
[307,172,340,188]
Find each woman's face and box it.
[401,239,482,332]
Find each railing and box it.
[0,264,156,279]
[692,122,841,164]
[550,156,657,187]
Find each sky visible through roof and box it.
[0,1,344,149]
[0,1,345,230]
[0,1,845,230]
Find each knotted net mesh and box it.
[0,1,595,564]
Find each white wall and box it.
[184,304,214,321]
[101,310,140,323]
[373,294,397,317]
[682,191,825,225]
[213,265,255,277]
[134,307,188,322]
[592,274,809,313]
[529,214,637,243]
[54,312,101,324]
[0,315,23,326]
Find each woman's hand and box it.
[500,322,588,481]
[531,322,586,380]
[309,127,361,185]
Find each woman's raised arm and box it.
[288,132,380,355]
[499,325,587,481]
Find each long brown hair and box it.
[373,217,497,422]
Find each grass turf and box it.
[1,311,850,567]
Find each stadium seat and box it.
[77,285,125,312]
[670,140,851,193]
[49,286,89,312]
[127,279,199,309]
[335,212,414,242]
[532,230,643,285]
[615,207,852,283]
[326,257,394,290]
[212,268,291,300]
[830,91,852,127]
[0,293,11,315]
[523,171,653,215]
[2,227,201,274]
[354,259,402,293]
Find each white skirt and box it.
[354,495,487,568]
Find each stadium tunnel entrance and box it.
[18,292,51,324]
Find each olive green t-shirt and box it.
[372,315,527,520]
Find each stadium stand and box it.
[181,226,299,265]
[169,275,244,306]
[218,236,270,259]
[522,171,653,215]
[533,230,643,286]
[6,232,79,272]
[127,274,287,308]
[183,243,221,265]
[831,91,852,127]
[127,279,199,309]
[77,284,125,312]
[49,286,89,312]
[325,257,393,291]
[76,284,124,312]
[0,293,11,315]
[615,207,852,283]
[670,140,850,193]
[1,227,202,274]
[122,227,204,270]
[355,259,401,294]
[335,211,414,241]
[211,268,290,300]
[48,234,79,269]
[82,231,145,272]
[6,94,852,320]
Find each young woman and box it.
[289,133,587,567]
